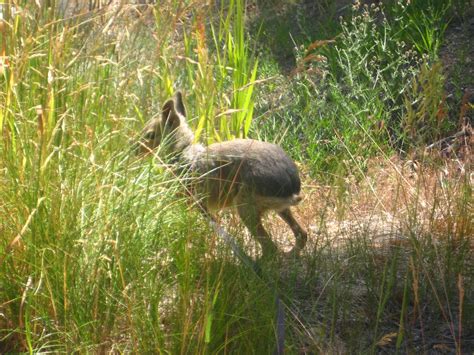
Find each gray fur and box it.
[137,92,308,256]
[205,139,301,198]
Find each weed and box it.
[401,61,452,148]
[256,1,422,175]
[389,0,452,59]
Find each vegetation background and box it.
[1,0,472,352]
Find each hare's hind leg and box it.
[278,208,307,253]
[237,204,278,256]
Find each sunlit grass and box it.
[0,0,472,353]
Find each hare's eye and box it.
[144,131,156,140]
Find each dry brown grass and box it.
[255,153,472,352]
[259,153,473,255]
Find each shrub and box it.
[256,1,422,175]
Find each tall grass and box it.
[184,0,258,142]
[1,0,472,353]
[0,1,269,352]
[388,0,452,59]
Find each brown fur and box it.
[137,92,307,256]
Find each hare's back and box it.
[206,139,301,198]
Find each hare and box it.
[137,92,307,256]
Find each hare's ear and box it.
[161,99,180,130]
[174,91,186,118]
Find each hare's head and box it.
[137,91,194,155]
